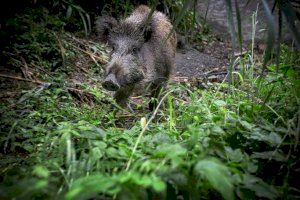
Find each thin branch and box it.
[0,74,47,85]
[68,42,107,65]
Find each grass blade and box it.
[78,11,88,36]
[85,13,91,34]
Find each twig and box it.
[66,33,101,46]
[31,62,53,78]
[78,66,89,74]
[131,96,143,99]
[65,33,108,64]
[68,42,107,65]
[203,69,218,75]
[206,71,228,76]
[20,57,33,80]
[0,74,47,85]
[53,32,66,65]
[116,114,144,118]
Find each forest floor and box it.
[0,38,237,107]
[0,36,265,108]
[173,40,231,84]
[0,33,231,101]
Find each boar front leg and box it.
[114,85,134,111]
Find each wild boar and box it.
[95,5,176,110]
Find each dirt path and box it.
[174,41,231,79]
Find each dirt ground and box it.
[174,40,231,79]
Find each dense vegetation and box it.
[0,0,299,199]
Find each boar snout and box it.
[102,74,120,91]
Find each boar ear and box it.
[142,25,152,42]
[95,16,118,42]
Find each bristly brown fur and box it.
[95,5,177,110]
[95,16,118,42]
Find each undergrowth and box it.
[0,1,300,200]
[1,45,299,199]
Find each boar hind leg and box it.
[114,85,134,110]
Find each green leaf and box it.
[213,100,227,107]
[240,120,254,130]
[150,174,166,192]
[32,165,50,178]
[118,172,166,193]
[251,151,286,162]
[34,180,48,190]
[90,147,104,160]
[249,130,282,147]
[266,132,281,146]
[225,147,244,162]
[65,174,119,200]
[106,147,120,158]
[211,126,225,135]
[93,126,106,138]
[194,158,234,200]
[242,174,278,199]
[154,144,187,168]
[154,144,187,158]
[66,6,72,19]
[92,141,107,149]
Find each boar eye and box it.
[132,47,138,54]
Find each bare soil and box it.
[174,41,231,77]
